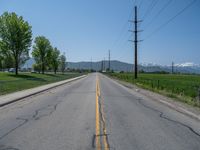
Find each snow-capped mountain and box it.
[163,62,200,74]
[140,62,161,67]
[140,62,200,74]
[175,62,200,67]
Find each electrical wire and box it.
[111,5,134,50]
[144,0,197,40]
[138,0,144,10]
[142,0,159,21]
[143,0,172,30]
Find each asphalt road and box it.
[0,73,200,150]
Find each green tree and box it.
[49,47,60,74]
[0,41,14,70]
[0,52,3,70]
[0,44,4,70]
[32,36,52,74]
[60,53,67,74]
[0,12,32,75]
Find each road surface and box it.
[0,73,199,150]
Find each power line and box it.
[112,0,142,51]
[143,0,172,30]
[144,0,197,40]
[142,0,159,21]
[111,6,133,50]
[138,0,143,10]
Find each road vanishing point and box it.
[0,73,200,150]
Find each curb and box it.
[105,74,200,122]
[0,75,87,107]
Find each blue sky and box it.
[0,0,199,65]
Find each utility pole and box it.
[172,61,174,74]
[129,6,142,79]
[101,60,103,72]
[134,6,138,79]
[108,50,111,71]
[90,58,93,71]
[104,57,105,71]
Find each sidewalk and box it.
[0,75,86,107]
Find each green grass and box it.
[0,72,83,95]
[107,73,200,107]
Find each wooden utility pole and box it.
[134,6,138,79]
[90,58,93,71]
[101,60,103,72]
[129,6,142,79]
[132,6,142,78]
[108,50,111,71]
[104,57,105,71]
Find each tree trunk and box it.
[0,61,2,71]
[42,62,44,74]
[15,58,18,75]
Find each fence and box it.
[109,73,200,107]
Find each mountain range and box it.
[22,58,200,74]
[68,61,200,74]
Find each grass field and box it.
[107,73,200,107]
[0,72,83,95]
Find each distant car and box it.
[8,68,16,73]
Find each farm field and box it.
[0,72,83,95]
[107,73,200,107]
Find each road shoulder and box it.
[104,74,200,121]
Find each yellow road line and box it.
[96,75,101,150]
[97,75,109,150]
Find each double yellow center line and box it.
[96,75,109,150]
[96,75,101,149]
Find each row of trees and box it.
[32,36,66,74]
[0,12,66,75]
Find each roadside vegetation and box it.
[0,12,86,95]
[0,72,83,95]
[0,12,67,75]
[106,72,200,108]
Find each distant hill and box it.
[22,58,200,74]
[68,60,133,72]
[68,61,200,74]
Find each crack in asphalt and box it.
[32,103,58,120]
[0,101,61,141]
[136,98,200,138]
[0,117,28,141]
[0,145,19,150]
[92,134,96,149]
[98,95,111,149]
